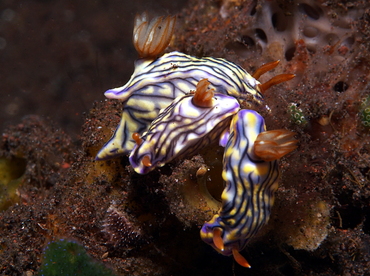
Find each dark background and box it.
[0,0,187,139]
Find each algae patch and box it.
[38,239,117,276]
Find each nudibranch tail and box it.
[133,12,176,58]
[192,79,215,108]
[254,129,298,161]
[252,60,280,80]
[259,74,296,93]
[95,112,143,160]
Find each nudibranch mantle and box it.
[129,92,240,174]
[201,109,279,257]
[96,51,264,160]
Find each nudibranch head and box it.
[129,90,240,174]
[133,12,176,58]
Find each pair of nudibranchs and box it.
[96,13,298,268]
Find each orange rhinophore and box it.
[252,60,295,93]
[192,79,215,108]
[252,60,280,80]
[259,74,296,93]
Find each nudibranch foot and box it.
[254,129,298,161]
[133,12,176,58]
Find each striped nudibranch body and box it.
[95,51,264,160]
[129,92,240,174]
[200,109,280,256]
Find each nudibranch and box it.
[96,12,298,268]
[201,110,297,268]
[129,79,240,174]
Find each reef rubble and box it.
[1,0,370,275]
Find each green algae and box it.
[360,95,370,128]
[38,239,117,276]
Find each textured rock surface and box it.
[1,0,370,275]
